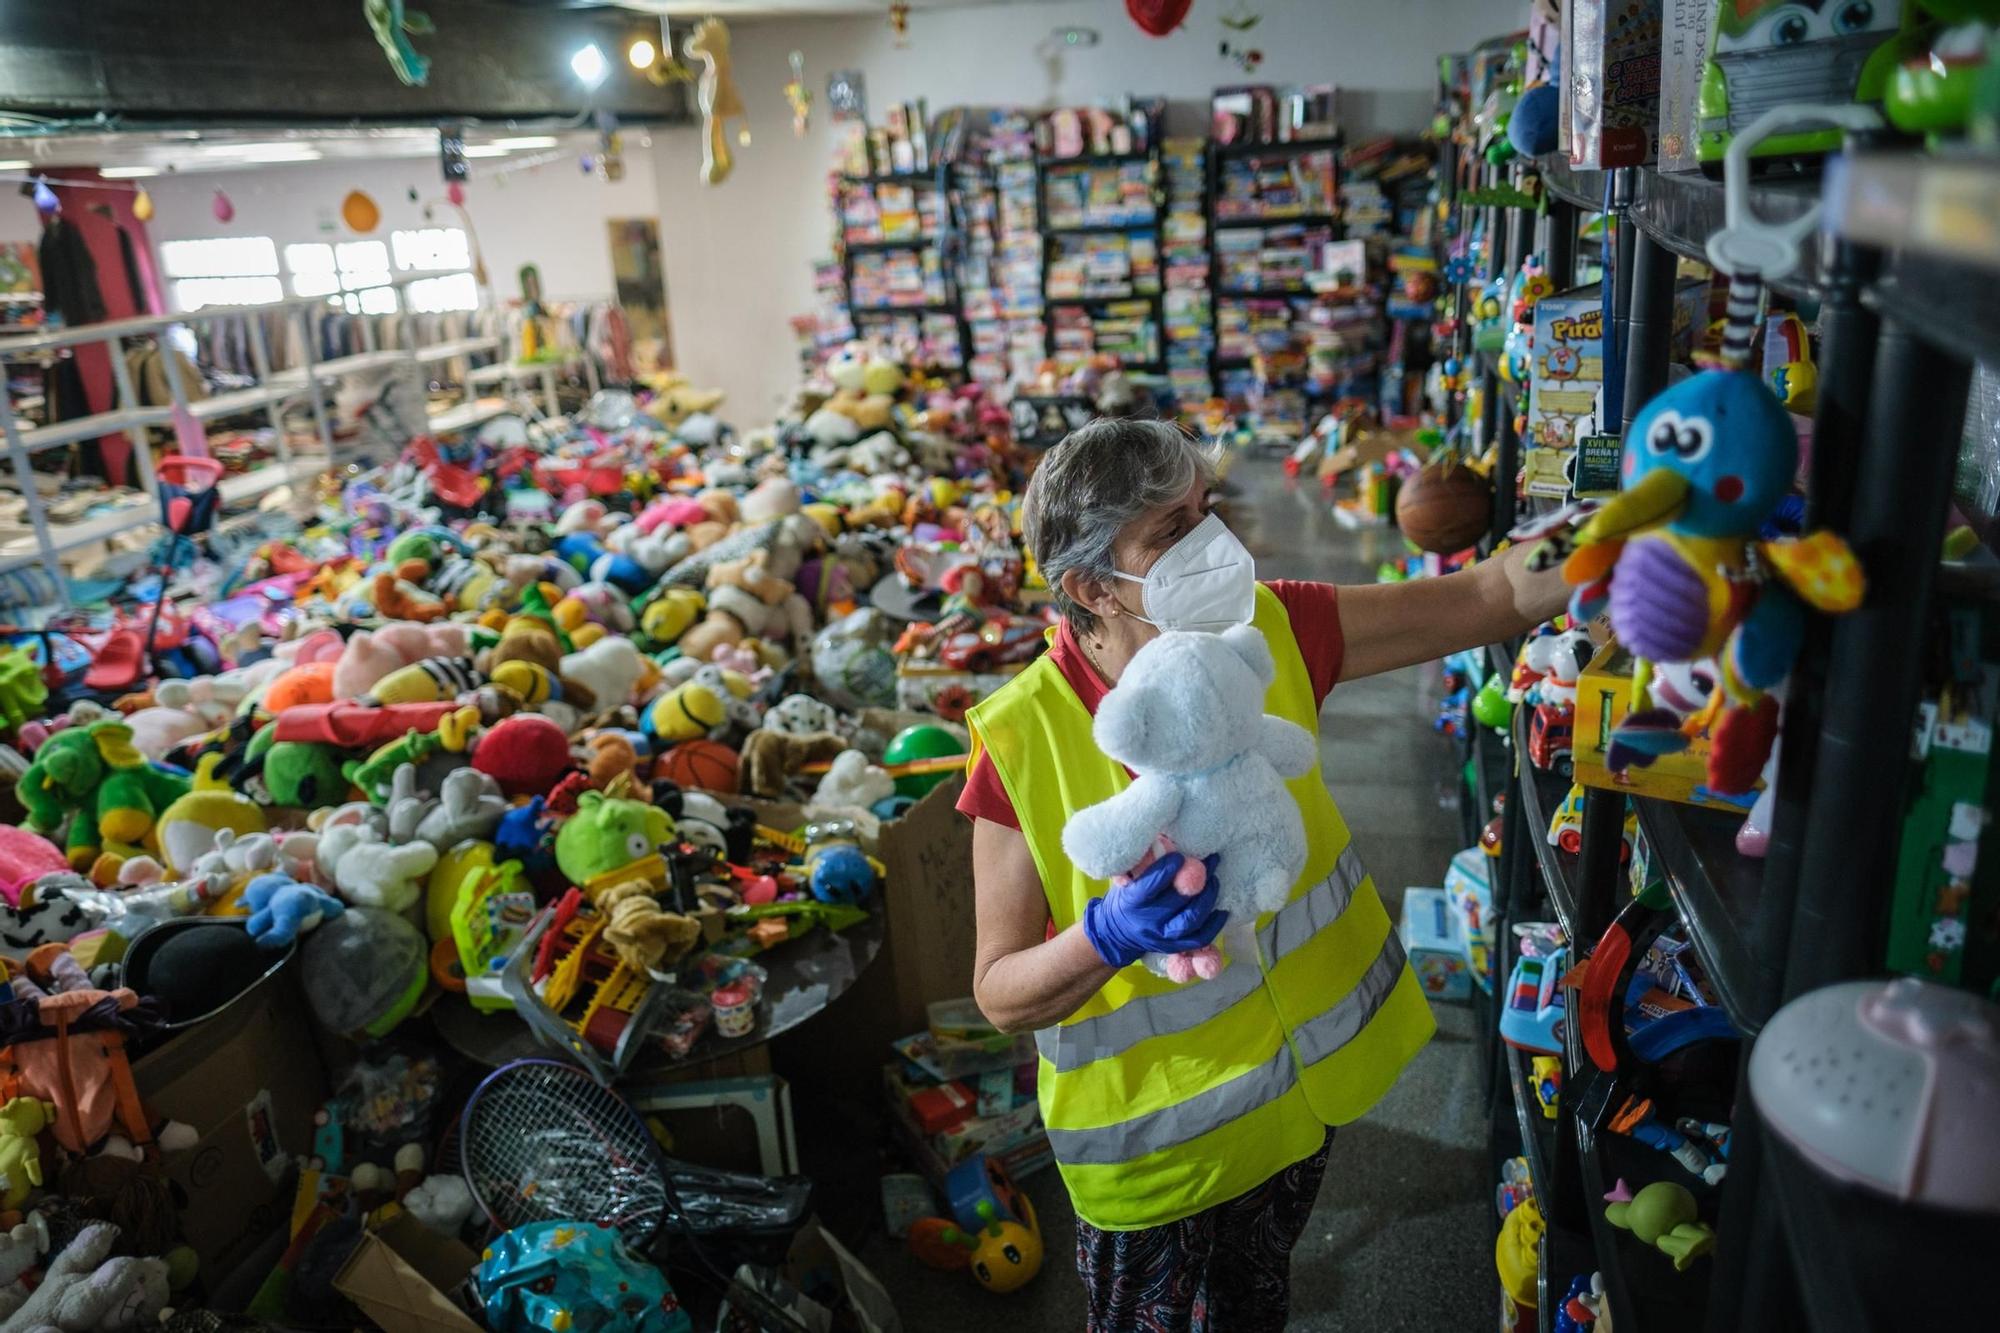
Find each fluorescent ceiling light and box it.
[571,43,608,89]
[99,166,160,178]
[0,160,29,170]
[200,142,322,163]
[463,145,510,158]
[491,136,559,150]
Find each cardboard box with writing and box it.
[1573,639,1758,813]
[132,964,328,1283]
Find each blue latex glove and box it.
[1081,852,1228,968]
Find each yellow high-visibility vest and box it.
[966,584,1434,1230]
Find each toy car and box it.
[1547,783,1638,861]
[937,616,1049,673]
[1500,945,1568,1055]
[1528,703,1575,776]
[1695,0,1907,169]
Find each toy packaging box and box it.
[1525,286,1607,499]
[1573,639,1758,812]
[1400,887,1472,1002]
[1695,0,1907,168]
[1657,0,1713,173]
[1567,0,1665,169]
[1444,847,1497,991]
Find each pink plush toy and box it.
[635,496,710,535]
[1113,837,1219,982]
[0,826,69,908]
[333,621,474,698]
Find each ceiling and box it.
[1,126,628,176]
[512,1,1009,17]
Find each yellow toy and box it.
[154,754,267,878]
[641,587,705,646]
[366,657,482,705]
[686,17,749,185]
[0,1097,55,1209]
[645,681,725,743]
[1496,1196,1543,1312]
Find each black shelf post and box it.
[1621,229,1678,427]
[1784,317,1972,995]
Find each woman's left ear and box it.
[1060,568,1118,621]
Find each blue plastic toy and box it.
[242,873,345,949]
[477,1220,691,1333]
[1499,945,1567,1054]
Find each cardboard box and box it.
[1444,848,1496,990]
[1525,287,1607,498]
[1568,0,1664,169]
[1657,0,1710,172]
[333,1212,483,1333]
[908,1080,977,1135]
[1573,639,1755,811]
[765,776,978,1103]
[133,963,329,1282]
[1400,888,1471,1002]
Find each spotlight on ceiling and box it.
[570,43,608,89]
[628,37,656,70]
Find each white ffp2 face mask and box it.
[1112,512,1257,633]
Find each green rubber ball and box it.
[1471,677,1515,730]
[884,723,967,798]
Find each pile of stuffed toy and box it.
[0,342,1056,1329]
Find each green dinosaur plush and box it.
[239,726,351,808]
[344,729,448,804]
[554,790,676,886]
[18,720,191,867]
[0,647,47,733]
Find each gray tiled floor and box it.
[865,456,1490,1330]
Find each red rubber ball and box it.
[472,714,574,797]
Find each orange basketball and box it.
[658,739,741,794]
[1394,461,1492,554]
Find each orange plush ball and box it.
[1394,462,1493,554]
[657,739,741,794]
[264,661,337,712]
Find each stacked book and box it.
[1162,137,1213,403]
[1214,148,1338,222]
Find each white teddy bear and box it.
[316,820,438,913]
[1061,624,1317,983]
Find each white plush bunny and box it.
[1061,625,1317,983]
[316,820,436,913]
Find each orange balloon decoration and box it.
[342,189,381,232]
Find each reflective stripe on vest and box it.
[966,584,1435,1231]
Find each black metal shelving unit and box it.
[1458,116,2000,1332]
[1203,136,1344,410]
[835,170,972,372]
[1034,145,1167,374]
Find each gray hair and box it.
[1022,418,1218,637]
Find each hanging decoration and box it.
[889,2,911,47]
[826,69,866,123]
[341,189,381,232]
[686,17,749,186]
[364,0,434,87]
[132,186,153,222]
[212,190,234,223]
[30,179,59,215]
[446,179,466,206]
[641,15,695,85]
[1218,1,1264,71]
[784,50,813,137]
[1126,0,1193,37]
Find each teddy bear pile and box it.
[0,336,1067,1325]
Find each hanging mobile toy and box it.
[1219,1,1263,72]
[1549,106,1878,798]
[889,2,911,47]
[686,17,750,185]
[363,0,434,87]
[784,50,813,137]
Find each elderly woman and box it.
[958,420,1569,1330]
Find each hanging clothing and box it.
[38,218,106,327]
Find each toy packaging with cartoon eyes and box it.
[1568,0,1668,169]
[1694,0,1910,167]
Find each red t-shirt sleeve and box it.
[956,752,1021,829]
[1266,579,1344,709]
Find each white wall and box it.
[143,139,663,310]
[650,0,1504,420]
